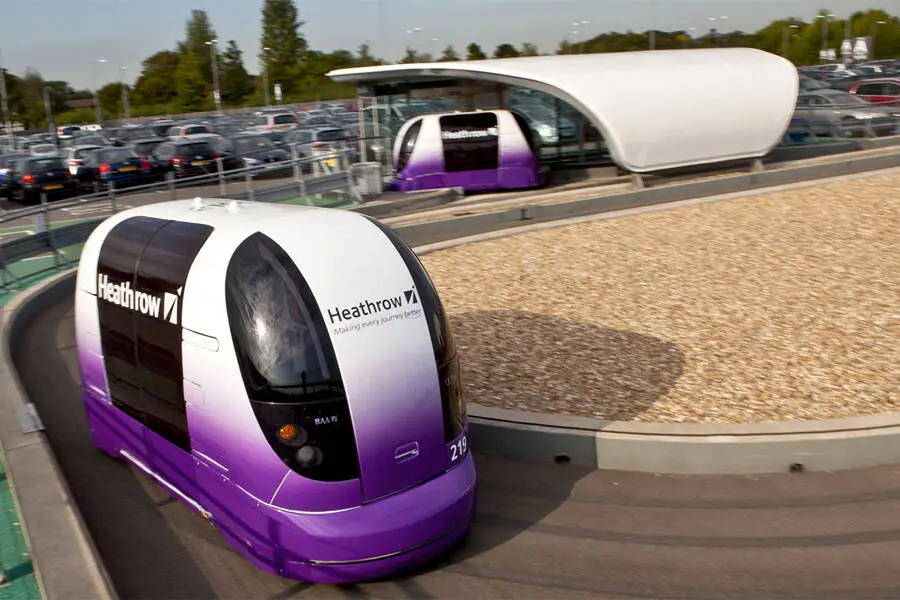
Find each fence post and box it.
[108,179,117,214]
[217,158,226,196]
[291,145,300,183]
[166,171,176,200]
[245,172,255,202]
[40,193,62,268]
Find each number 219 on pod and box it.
[449,435,468,463]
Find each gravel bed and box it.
[419,172,900,424]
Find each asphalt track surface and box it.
[15,296,900,600]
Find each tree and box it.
[466,43,487,60]
[356,43,382,67]
[219,40,254,105]
[260,0,308,94]
[439,45,460,61]
[18,68,47,128]
[520,42,540,56]
[400,46,421,63]
[98,83,127,117]
[132,51,180,106]
[178,9,218,86]
[494,43,521,58]
[173,50,209,112]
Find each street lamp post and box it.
[817,13,837,63]
[571,21,590,53]
[684,26,697,48]
[871,20,887,60]
[262,46,271,107]
[782,24,800,56]
[120,66,130,121]
[206,39,222,114]
[91,58,108,124]
[0,49,12,148]
[708,16,728,46]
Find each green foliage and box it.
[220,40,254,105]
[438,45,460,61]
[466,43,487,60]
[260,0,308,94]
[98,82,127,117]
[132,51,180,106]
[519,43,540,56]
[178,9,217,86]
[494,43,520,58]
[356,43,383,67]
[174,50,211,112]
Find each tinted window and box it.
[273,115,296,125]
[315,129,347,142]
[233,136,273,153]
[28,158,66,173]
[513,112,536,151]
[363,217,465,441]
[134,141,163,155]
[97,148,138,163]
[185,126,208,135]
[439,112,500,173]
[97,216,213,451]
[396,120,421,171]
[225,233,340,398]
[226,233,359,482]
[134,221,214,450]
[175,142,214,157]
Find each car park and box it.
[29,143,59,156]
[167,124,214,138]
[4,155,77,204]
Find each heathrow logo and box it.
[328,288,422,335]
[441,127,499,140]
[97,273,182,325]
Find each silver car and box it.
[794,90,899,137]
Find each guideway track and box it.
[14,291,900,599]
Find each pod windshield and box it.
[226,233,343,403]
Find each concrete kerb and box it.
[0,269,117,600]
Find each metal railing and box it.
[0,147,376,293]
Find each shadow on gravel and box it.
[449,309,685,421]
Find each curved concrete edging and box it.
[0,269,118,600]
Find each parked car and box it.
[125,138,168,175]
[0,153,26,198]
[29,143,59,156]
[62,144,104,176]
[217,133,290,167]
[4,155,77,204]
[152,138,242,178]
[846,78,900,104]
[284,127,354,159]
[794,90,899,137]
[75,147,154,191]
[167,124,213,138]
[249,112,299,131]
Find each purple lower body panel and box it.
[393,166,541,193]
[82,385,478,584]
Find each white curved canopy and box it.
[328,49,799,173]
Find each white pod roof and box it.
[328,48,799,173]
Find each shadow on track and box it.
[11,299,219,600]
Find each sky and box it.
[2,0,896,89]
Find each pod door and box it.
[439,112,500,189]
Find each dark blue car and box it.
[76,147,153,192]
[0,153,26,198]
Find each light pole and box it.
[684,26,697,48]
[817,13,837,63]
[119,66,130,121]
[91,58,108,124]
[431,37,440,61]
[782,24,800,56]
[262,46,271,107]
[406,27,423,59]
[0,49,12,148]
[206,39,222,114]
[708,16,728,46]
[572,20,590,53]
[648,0,656,50]
[870,20,886,60]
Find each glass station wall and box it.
[354,83,609,171]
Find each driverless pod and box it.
[75,198,476,583]
[392,109,542,193]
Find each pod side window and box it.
[396,119,422,171]
[96,217,214,452]
[225,233,360,482]
[363,217,466,442]
[439,112,499,173]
